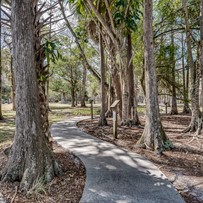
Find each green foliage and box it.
[27,177,47,199]
[163,140,174,150]
[44,40,62,64]
[112,0,141,33]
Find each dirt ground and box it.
[0,142,86,203]
[78,114,203,203]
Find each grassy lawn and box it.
[0,103,101,146]
[1,102,182,146]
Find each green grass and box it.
[0,103,101,146]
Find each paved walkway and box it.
[51,116,185,203]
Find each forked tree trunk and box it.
[98,24,107,126]
[137,0,168,153]
[183,0,201,132]
[1,0,60,192]
[170,31,178,115]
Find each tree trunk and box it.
[81,65,86,107]
[61,92,66,104]
[0,0,3,120]
[10,56,16,111]
[183,0,201,132]
[127,33,140,125]
[1,0,60,192]
[98,24,107,126]
[182,33,190,114]
[198,0,203,135]
[137,0,168,153]
[121,47,129,124]
[71,88,76,107]
[170,31,178,115]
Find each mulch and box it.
[0,142,86,203]
[78,114,203,203]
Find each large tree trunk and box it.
[183,0,201,132]
[1,0,60,192]
[137,0,168,153]
[170,31,178,115]
[0,0,3,120]
[98,24,107,126]
[198,0,203,135]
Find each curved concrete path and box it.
[51,116,185,203]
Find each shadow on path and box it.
[52,116,185,203]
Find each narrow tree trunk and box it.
[10,56,16,111]
[1,0,60,192]
[170,31,178,115]
[81,65,87,107]
[0,0,3,120]
[121,49,129,124]
[182,33,190,113]
[137,0,168,153]
[183,0,201,132]
[71,88,76,107]
[127,33,140,125]
[98,24,107,126]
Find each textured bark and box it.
[121,47,129,123]
[201,0,203,105]
[112,66,122,120]
[1,0,60,192]
[170,31,178,115]
[10,56,16,111]
[127,33,140,125]
[182,33,190,114]
[98,24,107,126]
[71,88,76,107]
[183,0,201,132]
[137,0,167,153]
[0,0,3,120]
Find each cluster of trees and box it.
[0,0,202,193]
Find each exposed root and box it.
[187,118,202,148]
[11,186,18,203]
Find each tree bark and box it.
[127,33,140,125]
[137,0,168,153]
[201,0,203,108]
[10,56,16,111]
[182,33,190,114]
[1,0,60,192]
[98,23,107,126]
[170,31,178,115]
[183,0,201,132]
[71,88,76,107]
[0,0,3,120]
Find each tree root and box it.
[11,186,18,203]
